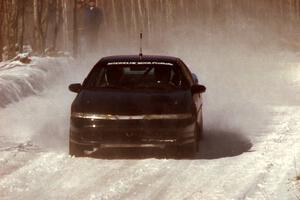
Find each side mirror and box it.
[192,73,199,84]
[69,83,82,93]
[191,84,206,94]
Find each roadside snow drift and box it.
[0,57,70,108]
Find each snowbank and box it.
[0,56,71,108]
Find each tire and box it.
[197,112,204,141]
[164,145,179,158]
[178,140,198,158]
[69,140,85,157]
[196,121,204,141]
[178,123,200,157]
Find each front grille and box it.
[72,118,193,129]
[80,129,177,143]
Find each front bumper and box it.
[69,117,196,149]
[70,139,176,149]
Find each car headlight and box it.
[71,112,117,120]
[71,112,193,120]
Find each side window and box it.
[94,68,106,86]
[192,73,199,84]
[177,60,193,87]
[83,67,105,88]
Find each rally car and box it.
[68,55,206,157]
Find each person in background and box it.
[84,0,102,52]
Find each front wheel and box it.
[196,122,204,141]
[178,141,198,158]
[69,140,85,157]
[197,111,204,141]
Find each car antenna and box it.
[139,32,143,60]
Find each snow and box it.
[0,52,300,200]
[0,56,70,108]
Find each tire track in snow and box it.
[85,159,165,200]
[119,159,189,200]
[69,159,140,199]
[0,152,38,178]
[241,107,300,200]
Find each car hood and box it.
[72,89,193,115]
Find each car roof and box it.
[99,55,181,63]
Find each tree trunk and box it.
[73,0,78,58]
[19,0,26,53]
[0,1,4,59]
[62,0,69,51]
[33,0,50,54]
[6,0,19,58]
[53,0,61,50]
[33,0,43,53]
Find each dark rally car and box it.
[68,55,206,157]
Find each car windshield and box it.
[84,61,188,90]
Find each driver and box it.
[106,68,124,86]
[154,66,171,84]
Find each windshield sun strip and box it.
[71,112,193,120]
[107,62,174,66]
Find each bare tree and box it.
[53,0,62,50]
[18,0,26,53]
[73,0,78,57]
[0,1,4,59]
[33,0,50,54]
[0,0,300,60]
[61,0,69,51]
[2,0,19,58]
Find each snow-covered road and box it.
[1,52,300,200]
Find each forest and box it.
[1,0,300,61]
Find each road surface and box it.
[0,52,300,200]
